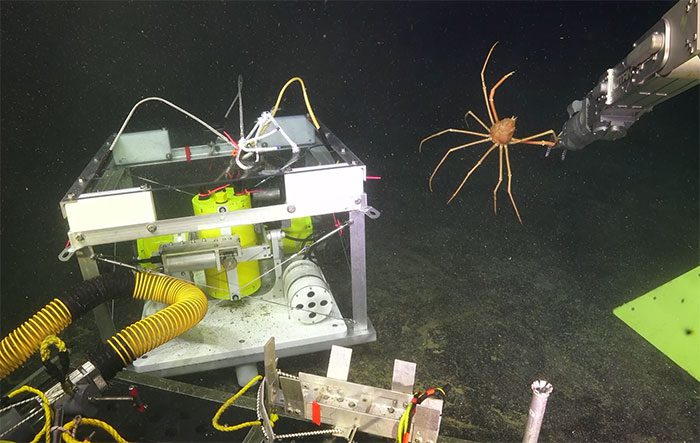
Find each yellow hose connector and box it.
[0,299,72,379]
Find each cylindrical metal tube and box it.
[522,380,553,443]
[162,251,218,272]
[282,259,333,324]
[251,187,282,206]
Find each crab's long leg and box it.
[482,42,499,125]
[419,128,489,152]
[428,138,491,191]
[503,144,523,224]
[517,139,557,148]
[447,143,498,204]
[493,145,504,215]
[488,71,515,123]
[463,111,490,131]
[511,129,558,146]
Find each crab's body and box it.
[490,117,516,145]
[419,42,557,224]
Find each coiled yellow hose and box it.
[0,299,72,379]
[106,272,208,367]
[0,272,207,380]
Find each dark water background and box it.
[1,2,698,441]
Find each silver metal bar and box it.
[116,370,256,410]
[60,139,114,214]
[68,199,362,249]
[238,74,244,138]
[76,247,115,341]
[349,195,368,332]
[264,338,281,406]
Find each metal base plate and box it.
[131,292,375,377]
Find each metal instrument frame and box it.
[58,116,377,373]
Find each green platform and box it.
[613,266,700,382]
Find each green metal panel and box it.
[613,266,700,381]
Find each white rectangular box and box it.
[64,188,156,232]
[284,165,365,211]
[113,129,171,165]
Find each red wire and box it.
[333,213,344,237]
[222,130,239,156]
[198,184,230,198]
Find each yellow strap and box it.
[60,417,129,443]
[39,335,66,362]
[212,375,279,432]
[7,385,51,443]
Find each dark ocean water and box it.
[1,2,698,441]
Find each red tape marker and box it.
[184,145,192,162]
[311,400,321,426]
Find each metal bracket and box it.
[326,345,353,381]
[391,360,416,394]
[267,229,285,290]
[263,338,282,407]
[361,205,381,220]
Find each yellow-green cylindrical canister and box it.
[191,187,261,299]
[137,234,176,269]
[282,216,314,254]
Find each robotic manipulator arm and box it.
[555,0,700,152]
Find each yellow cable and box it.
[212,375,278,432]
[397,402,413,443]
[40,335,66,362]
[270,77,321,129]
[60,417,129,443]
[7,385,51,443]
